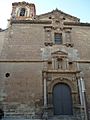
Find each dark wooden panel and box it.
[53,84,73,115]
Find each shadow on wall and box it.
[0,108,4,119]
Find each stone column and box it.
[43,73,47,107]
[66,58,69,69]
[52,58,55,70]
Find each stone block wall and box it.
[0,62,43,117]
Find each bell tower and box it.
[11,1,36,20]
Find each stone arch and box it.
[16,6,29,17]
[47,77,78,109]
[48,77,75,93]
[47,77,78,115]
[20,8,26,16]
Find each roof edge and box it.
[12,1,35,6]
[37,9,80,21]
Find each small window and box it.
[54,33,62,44]
[63,17,66,20]
[5,73,10,78]
[20,8,26,16]
[49,16,52,19]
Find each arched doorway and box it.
[53,83,73,115]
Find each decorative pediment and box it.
[37,9,80,23]
[51,50,68,58]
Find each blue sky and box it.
[0,0,90,29]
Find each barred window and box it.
[54,33,62,44]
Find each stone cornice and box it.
[43,70,80,74]
[44,26,52,28]
[0,59,62,63]
[0,60,46,63]
[12,1,35,7]
[75,60,90,63]
[64,22,90,27]
[11,20,52,24]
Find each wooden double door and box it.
[53,83,73,115]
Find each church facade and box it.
[0,1,90,119]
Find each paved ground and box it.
[2,118,38,120]
[2,117,40,120]
[2,118,41,120]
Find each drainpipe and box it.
[78,76,84,120]
[80,72,89,120]
[77,61,89,120]
[77,62,88,120]
[78,78,83,106]
[77,63,83,106]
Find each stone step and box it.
[48,115,84,120]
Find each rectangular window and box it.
[54,33,62,44]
